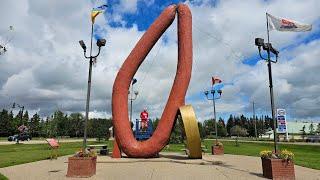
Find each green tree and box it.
[88,118,112,141]
[0,109,10,136]
[52,110,68,136]
[226,115,235,135]
[198,122,206,139]
[203,119,215,138]
[309,123,315,135]
[217,123,227,137]
[68,113,84,137]
[22,110,29,125]
[230,125,248,146]
[152,118,160,130]
[300,125,306,140]
[29,113,41,137]
[317,123,320,135]
[169,116,184,144]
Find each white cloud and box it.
[0,0,319,121]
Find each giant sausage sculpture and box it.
[112,4,194,158]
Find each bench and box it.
[87,144,109,155]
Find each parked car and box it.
[306,135,320,143]
[7,133,32,142]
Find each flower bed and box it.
[211,141,224,155]
[260,149,295,179]
[66,149,97,178]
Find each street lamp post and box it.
[253,101,258,140]
[79,34,106,150]
[129,78,138,123]
[254,37,279,153]
[204,88,222,142]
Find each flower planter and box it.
[211,145,224,155]
[66,156,97,178]
[261,158,295,179]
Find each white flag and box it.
[267,13,312,32]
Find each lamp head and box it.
[79,40,86,51]
[134,91,139,96]
[211,90,215,94]
[204,91,209,96]
[255,38,264,47]
[97,39,106,47]
[217,90,222,95]
[263,43,279,56]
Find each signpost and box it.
[277,109,288,141]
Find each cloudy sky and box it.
[0,0,319,122]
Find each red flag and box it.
[212,76,222,85]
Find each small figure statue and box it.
[140,108,149,131]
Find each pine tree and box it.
[30,113,40,137]
[23,110,29,125]
[309,123,315,135]
[226,114,234,135]
[0,109,9,136]
[317,123,320,135]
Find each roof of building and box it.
[287,122,319,134]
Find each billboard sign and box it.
[277,109,287,133]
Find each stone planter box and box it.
[66,156,97,178]
[211,145,224,155]
[261,158,295,179]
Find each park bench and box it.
[87,144,109,155]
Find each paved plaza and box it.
[0,152,319,180]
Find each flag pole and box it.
[266,12,278,153]
[83,21,94,150]
[266,13,270,43]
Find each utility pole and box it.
[253,101,257,140]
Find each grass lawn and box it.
[202,140,320,170]
[0,173,8,180]
[0,141,112,168]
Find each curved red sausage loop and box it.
[112,4,192,158]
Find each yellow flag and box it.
[91,5,107,24]
[91,11,101,23]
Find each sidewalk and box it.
[0,152,319,180]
